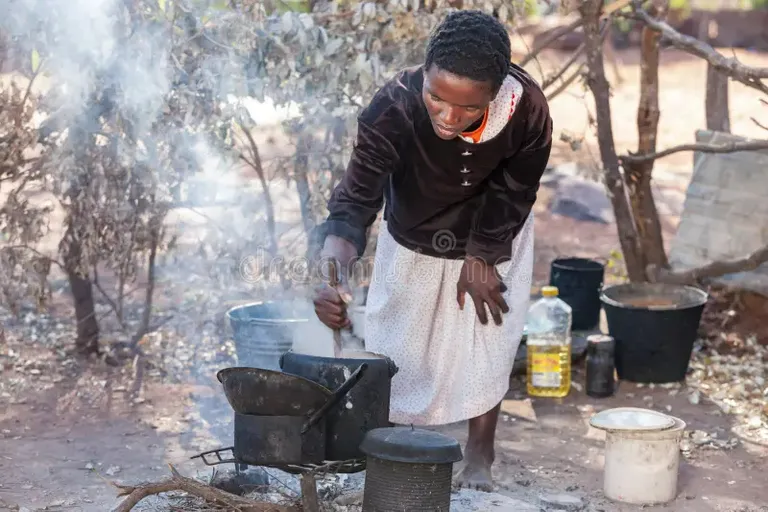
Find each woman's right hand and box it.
[313,235,358,330]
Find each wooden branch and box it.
[753,99,768,131]
[519,17,584,67]
[579,0,646,281]
[632,7,768,95]
[542,43,585,90]
[624,0,669,270]
[542,21,608,100]
[92,267,128,329]
[300,474,320,512]
[238,123,279,259]
[129,225,159,349]
[111,464,297,512]
[520,0,631,67]
[546,63,585,101]
[648,244,768,285]
[620,139,768,163]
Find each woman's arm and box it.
[466,93,553,266]
[323,116,400,259]
[315,104,402,330]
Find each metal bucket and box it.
[226,300,310,370]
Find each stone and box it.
[538,492,585,510]
[210,467,269,496]
[501,398,538,423]
[668,129,768,296]
[451,488,539,511]
[547,174,614,224]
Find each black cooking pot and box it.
[280,350,399,461]
[231,363,368,465]
[217,366,330,416]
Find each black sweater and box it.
[320,63,553,265]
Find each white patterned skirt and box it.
[364,213,535,426]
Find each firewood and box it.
[110,464,298,512]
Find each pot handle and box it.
[386,357,399,378]
[301,362,368,434]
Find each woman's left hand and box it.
[457,256,509,325]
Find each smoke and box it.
[0,0,366,451]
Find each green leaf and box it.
[158,0,166,11]
[31,49,41,73]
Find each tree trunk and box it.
[65,246,99,355]
[625,1,669,278]
[294,132,316,259]
[579,0,645,282]
[705,63,730,132]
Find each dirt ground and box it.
[2,46,768,511]
[2,341,767,511]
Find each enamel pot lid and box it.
[589,407,676,432]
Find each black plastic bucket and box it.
[600,283,708,383]
[549,257,605,330]
[226,301,309,370]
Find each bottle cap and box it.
[587,334,615,353]
[541,286,559,297]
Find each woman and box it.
[313,10,552,491]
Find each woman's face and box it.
[422,65,495,140]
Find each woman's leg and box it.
[455,402,501,491]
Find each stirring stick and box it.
[327,258,343,358]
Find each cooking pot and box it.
[216,366,331,416]
[231,363,368,465]
[280,350,398,461]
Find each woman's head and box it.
[422,10,511,140]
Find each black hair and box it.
[424,10,511,94]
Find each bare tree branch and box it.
[542,21,609,99]
[520,0,632,67]
[111,464,297,512]
[92,266,128,329]
[546,63,585,101]
[752,117,768,132]
[579,0,646,281]
[753,99,768,131]
[648,244,768,285]
[632,7,768,95]
[620,139,768,164]
[129,225,160,350]
[519,17,584,68]
[542,43,585,90]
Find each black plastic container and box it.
[226,301,309,370]
[600,283,708,383]
[549,257,605,330]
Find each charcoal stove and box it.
[359,426,463,511]
[191,446,366,511]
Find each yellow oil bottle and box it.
[526,286,573,398]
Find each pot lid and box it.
[589,407,675,432]
[359,427,463,464]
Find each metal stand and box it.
[190,446,366,474]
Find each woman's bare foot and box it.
[453,404,501,493]
[454,457,494,492]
